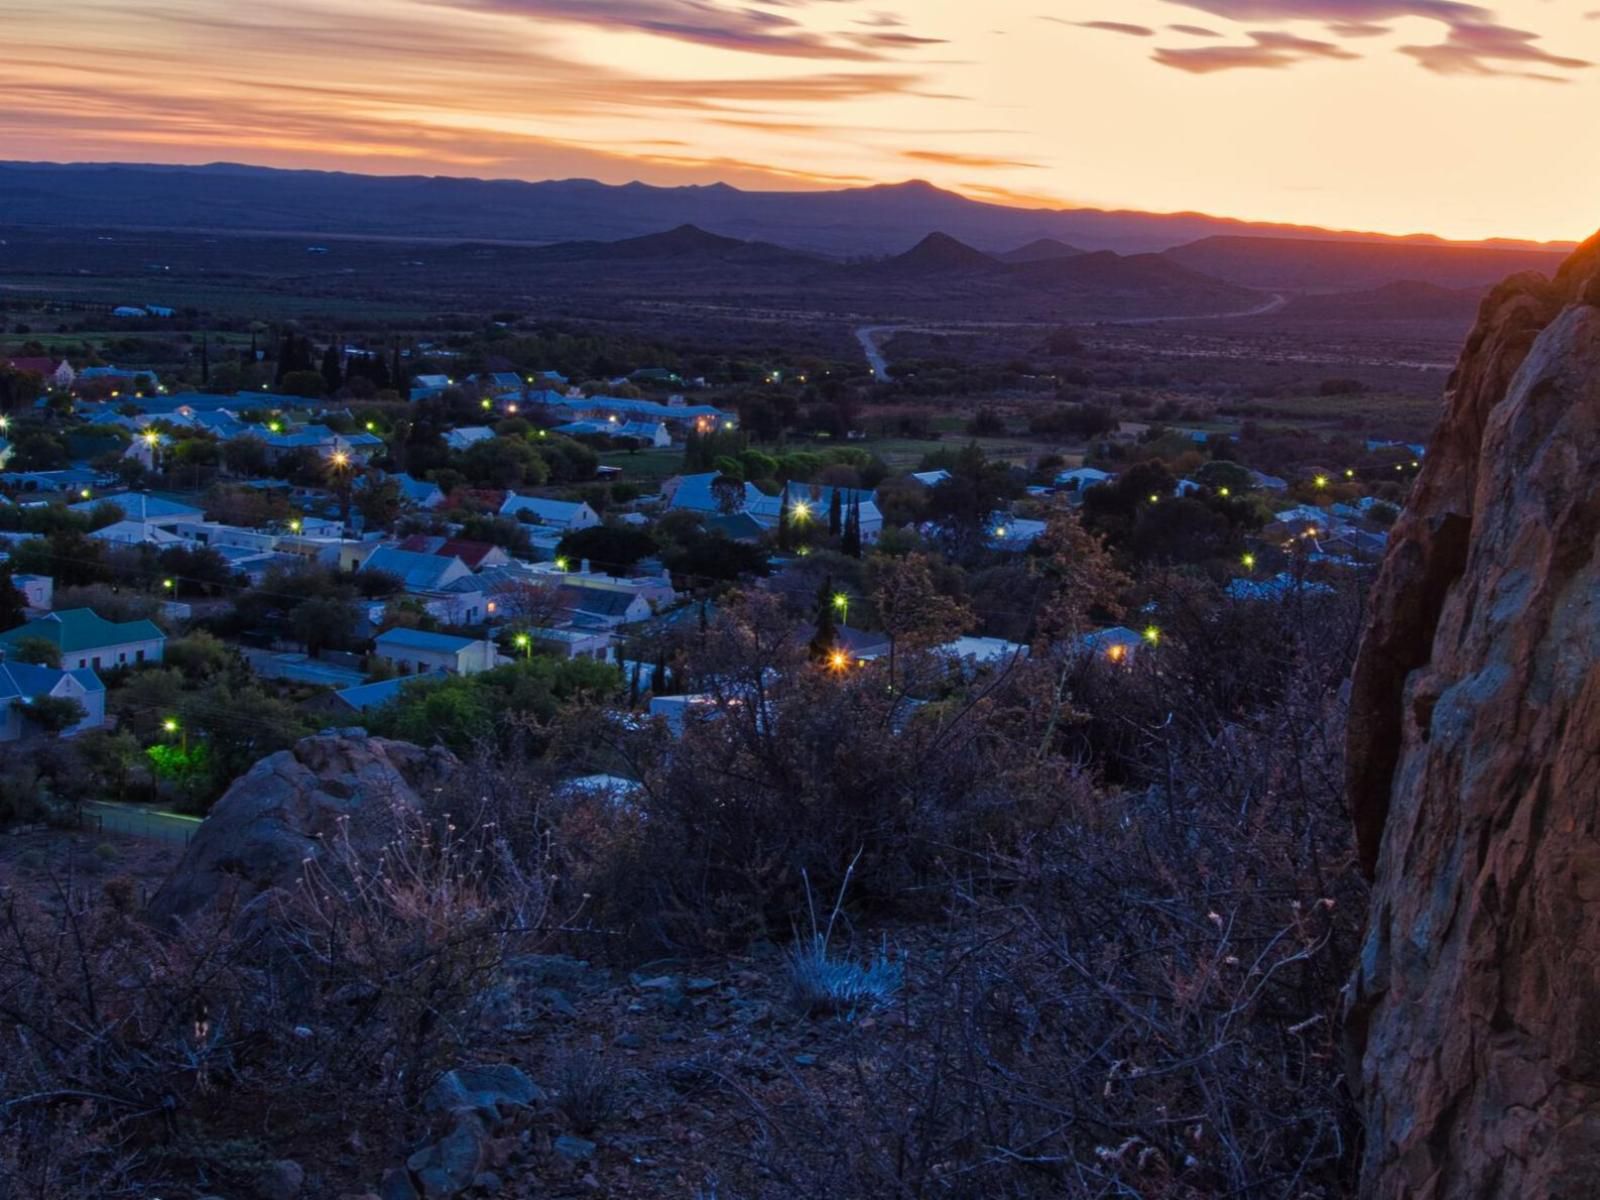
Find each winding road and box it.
[855,292,1288,381]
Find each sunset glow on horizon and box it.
[5,0,1599,242]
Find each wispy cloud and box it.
[1157,1,1590,79]
[1069,20,1158,38]
[1154,29,1360,72]
[1400,22,1592,80]
[1168,23,1222,36]
[431,0,926,60]
[902,148,1043,169]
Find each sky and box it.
[3,0,1598,242]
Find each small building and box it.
[444,426,496,451]
[358,546,475,592]
[71,492,204,530]
[309,672,446,717]
[0,608,166,672]
[500,494,602,531]
[1054,467,1113,492]
[396,535,511,570]
[373,627,499,676]
[0,662,106,741]
[389,473,446,510]
[4,357,75,390]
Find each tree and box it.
[356,475,403,531]
[869,552,973,692]
[0,567,28,631]
[321,342,344,395]
[828,488,843,537]
[289,595,359,657]
[1029,508,1131,646]
[279,369,327,399]
[841,496,862,559]
[556,525,657,575]
[223,435,271,477]
[776,486,794,553]
[808,577,839,664]
[11,637,61,668]
[17,694,85,734]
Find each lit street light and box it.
[1143,626,1161,647]
[1242,553,1256,571]
[514,632,531,659]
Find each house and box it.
[938,636,1030,667]
[1249,470,1290,492]
[556,584,653,628]
[665,472,765,516]
[748,483,884,543]
[311,672,446,716]
[256,424,382,464]
[12,574,52,612]
[396,535,511,570]
[373,628,499,676]
[89,520,187,548]
[71,492,204,529]
[444,426,496,451]
[0,608,166,672]
[1077,626,1144,664]
[357,546,474,592]
[1054,467,1113,492]
[552,419,672,448]
[389,473,446,509]
[526,626,614,662]
[543,394,733,434]
[810,624,891,664]
[2,467,107,495]
[909,469,952,488]
[500,494,602,531]
[987,516,1047,550]
[703,512,766,544]
[0,662,106,740]
[4,357,75,390]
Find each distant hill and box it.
[0,161,1578,258]
[1276,280,1487,322]
[998,237,1085,263]
[1162,235,1569,292]
[856,232,1002,277]
[518,224,815,265]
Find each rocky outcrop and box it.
[148,730,458,922]
[1346,230,1600,1198]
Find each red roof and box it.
[5,357,62,376]
[397,534,499,568]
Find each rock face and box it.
[1346,230,1600,1198]
[148,730,458,922]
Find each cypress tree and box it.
[321,342,343,395]
[842,495,862,559]
[808,576,839,663]
[776,484,793,552]
[651,650,667,693]
[829,488,843,537]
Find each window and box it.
[136,650,145,663]
[92,657,101,669]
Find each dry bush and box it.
[0,792,553,1194]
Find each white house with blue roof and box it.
[499,494,601,531]
[0,661,106,741]
[373,628,499,676]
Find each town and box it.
[0,332,1413,817]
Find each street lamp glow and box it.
[365,421,376,431]
[1345,469,1356,479]
[331,451,350,468]
[1219,487,1230,497]
[288,518,301,533]
[1314,475,1329,489]
[1142,626,1161,646]
[1148,494,1159,504]
[554,557,569,571]
[162,718,179,734]
[481,398,493,410]
[792,501,811,523]
[162,578,174,591]
[143,430,160,447]
[1242,553,1256,570]
[828,650,850,672]
[79,488,91,499]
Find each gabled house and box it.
[0,608,166,672]
[71,492,204,529]
[373,627,498,676]
[499,494,602,531]
[556,584,653,628]
[748,483,884,543]
[0,662,106,741]
[665,472,764,516]
[1054,467,1113,492]
[444,426,496,451]
[4,357,75,390]
[357,546,474,592]
[389,473,446,509]
[396,535,511,570]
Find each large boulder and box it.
[148,730,458,923]
[1346,230,1600,1197]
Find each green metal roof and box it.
[0,608,166,654]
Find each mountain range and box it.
[0,161,1577,261]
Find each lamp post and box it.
[163,716,187,754]
[514,632,531,660]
